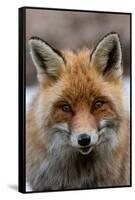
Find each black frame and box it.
[19,6,132,193]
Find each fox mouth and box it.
[78,146,93,155]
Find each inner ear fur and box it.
[29,37,65,81]
[90,32,123,78]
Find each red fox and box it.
[26,33,130,191]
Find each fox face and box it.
[29,33,124,156]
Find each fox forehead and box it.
[41,49,123,106]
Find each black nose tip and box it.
[78,134,91,146]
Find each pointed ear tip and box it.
[29,36,42,41]
[29,36,44,45]
[106,32,120,40]
[28,37,38,47]
[28,37,46,51]
[28,37,51,51]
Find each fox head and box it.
[29,33,125,156]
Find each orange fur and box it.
[27,37,130,191]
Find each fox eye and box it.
[94,100,104,110]
[61,104,71,112]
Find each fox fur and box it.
[26,33,130,191]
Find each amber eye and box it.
[94,100,104,110]
[61,104,71,112]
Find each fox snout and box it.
[70,130,98,154]
[78,134,91,146]
[71,131,98,147]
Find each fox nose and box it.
[78,134,91,146]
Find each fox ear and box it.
[29,37,65,81]
[90,33,123,78]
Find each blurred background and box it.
[25,8,131,111]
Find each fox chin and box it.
[26,32,130,191]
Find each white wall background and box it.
[0,0,134,200]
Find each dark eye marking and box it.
[94,100,105,110]
[91,97,107,112]
[61,104,72,112]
